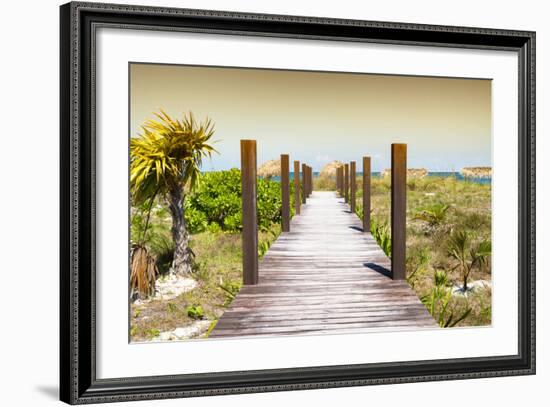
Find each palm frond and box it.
[130,110,218,204]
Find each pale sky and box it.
[130,63,491,172]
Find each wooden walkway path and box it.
[210,191,435,338]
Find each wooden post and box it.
[362,156,371,233]
[308,166,313,196]
[308,165,312,198]
[338,166,344,197]
[281,154,290,232]
[304,165,308,198]
[336,166,341,193]
[301,163,307,204]
[344,163,349,203]
[391,143,407,280]
[350,161,356,214]
[294,160,301,215]
[241,140,258,285]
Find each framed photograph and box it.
[60,1,535,404]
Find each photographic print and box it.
[60,4,535,403]
[129,63,492,342]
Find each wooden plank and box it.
[350,161,356,214]
[240,140,258,285]
[211,190,435,338]
[294,160,301,215]
[391,143,407,280]
[280,154,290,232]
[211,319,436,337]
[363,156,371,233]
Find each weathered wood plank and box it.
[210,191,435,338]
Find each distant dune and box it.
[319,160,344,177]
[460,167,492,178]
[381,168,428,178]
[258,159,281,178]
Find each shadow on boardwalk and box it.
[210,191,436,338]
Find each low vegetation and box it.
[130,169,285,341]
[130,146,492,341]
[353,175,492,327]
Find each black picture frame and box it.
[60,1,536,404]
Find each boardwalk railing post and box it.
[336,166,341,194]
[301,163,307,203]
[344,163,349,203]
[308,166,311,196]
[294,160,301,215]
[241,140,259,285]
[302,164,308,198]
[281,154,290,232]
[350,161,356,214]
[338,166,344,197]
[362,156,371,233]
[391,143,407,280]
[308,166,313,196]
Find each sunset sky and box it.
[130,63,492,172]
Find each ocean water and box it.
[267,172,491,185]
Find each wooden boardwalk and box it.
[210,191,435,338]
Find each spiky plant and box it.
[420,269,472,327]
[130,110,216,276]
[414,202,450,227]
[447,230,491,291]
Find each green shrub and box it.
[184,205,208,234]
[187,169,242,229]
[186,305,204,320]
[188,169,285,232]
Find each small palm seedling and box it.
[421,269,472,327]
[414,202,450,227]
[447,229,491,292]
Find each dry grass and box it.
[130,226,280,341]
[313,175,336,191]
[356,175,492,326]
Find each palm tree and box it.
[130,110,216,276]
[447,230,491,291]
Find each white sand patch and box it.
[134,274,197,304]
[150,320,212,342]
[452,279,492,297]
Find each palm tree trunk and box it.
[167,186,192,276]
[462,267,469,292]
